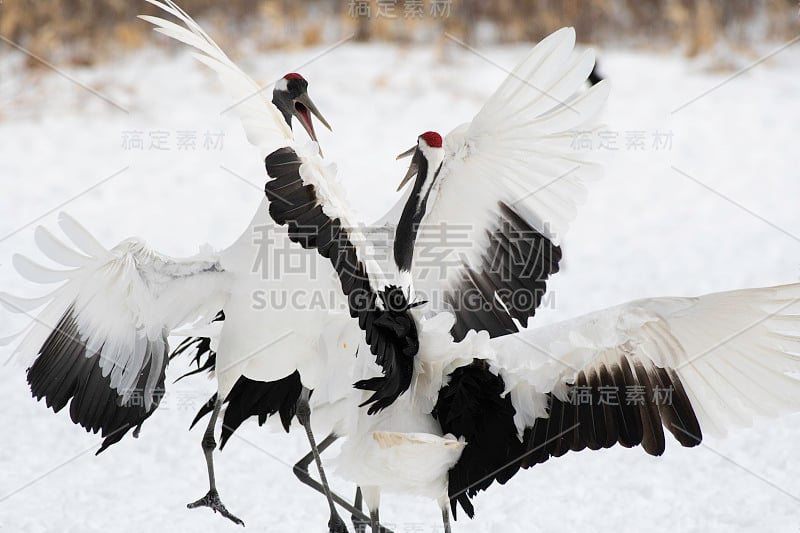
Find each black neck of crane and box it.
[394,151,434,273]
[272,90,293,129]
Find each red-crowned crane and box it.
[3,0,338,527]
[258,25,609,413]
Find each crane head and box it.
[273,73,332,144]
[395,131,444,192]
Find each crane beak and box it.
[396,146,420,192]
[396,145,416,160]
[293,93,332,144]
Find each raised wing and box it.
[140,0,292,158]
[414,28,610,341]
[2,214,230,452]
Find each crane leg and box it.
[295,388,348,533]
[441,505,452,533]
[187,398,244,526]
[352,487,367,533]
[370,508,380,533]
[292,437,394,533]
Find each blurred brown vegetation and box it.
[2,0,797,68]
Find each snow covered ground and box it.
[2,28,800,533]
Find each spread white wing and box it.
[2,213,230,451]
[429,283,800,517]
[413,28,610,340]
[492,282,800,463]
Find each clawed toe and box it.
[329,513,350,533]
[187,489,245,526]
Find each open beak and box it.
[396,146,420,192]
[293,92,332,144]
[396,145,416,160]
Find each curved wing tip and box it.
[138,14,161,24]
[0,329,23,347]
[11,253,39,282]
[0,292,20,312]
[591,78,612,96]
[553,26,576,43]
[57,211,77,224]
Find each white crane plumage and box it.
[400,28,608,341]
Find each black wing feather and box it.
[444,202,562,341]
[522,356,701,470]
[27,306,167,454]
[434,352,702,520]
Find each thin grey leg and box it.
[295,388,348,532]
[442,505,452,533]
[292,438,394,533]
[293,439,370,520]
[186,398,244,526]
[370,508,380,533]
[352,487,367,533]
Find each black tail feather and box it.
[188,372,304,449]
[432,360,522,519]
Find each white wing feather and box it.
[142,1,386,291]
[492,283,800,438]
[415,27,609,283]
[140,0,291,157]
[1,213,231,407]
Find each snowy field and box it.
[2,29,800,533]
